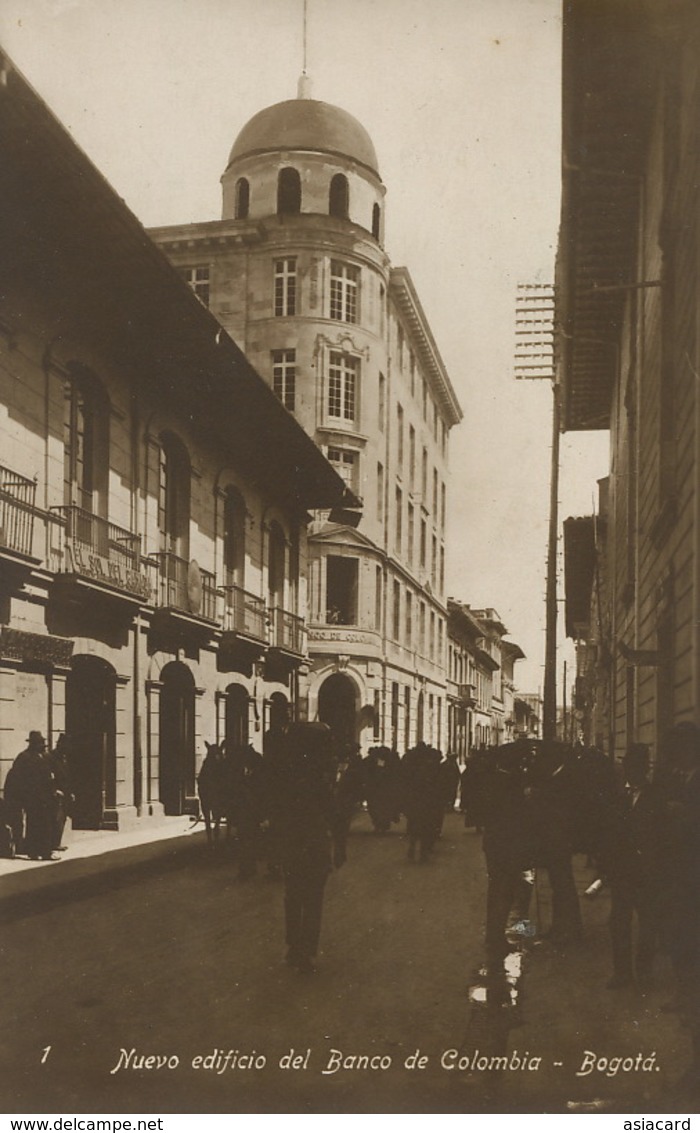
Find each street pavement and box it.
[0,812,692,1115]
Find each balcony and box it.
[151,552,219,626]
[0,464,39,567]
[268,606,304,656]
[458,682,477,707]
[222,585,266,642]
[50,506,153,606]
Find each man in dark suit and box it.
[269,722,346,974]
[604,744,665,989]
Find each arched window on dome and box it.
[235,177,250,220]
[372,203,381,240]
[277,168,301,215]
[329,174,349,219]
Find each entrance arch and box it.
[159,661,195,815]
[66,655,117,829]
[318,673,357,747]
[225,683,249,750]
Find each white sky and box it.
[0,0,609,694]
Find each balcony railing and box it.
[222,585,266,641]
[50,506,153,600]
[0,464,37,558]
[269,606,304,654]
[152,552,218,621]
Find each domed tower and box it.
[149,81,462,754]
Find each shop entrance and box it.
[65,655,117,829]
[159,661,195,815]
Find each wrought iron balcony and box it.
[0,464,37,559]
[268,606,304,655]
[222,585,266,642]
[151,551,218,622]
[50,505,153,601]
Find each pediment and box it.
[310,524,378,552]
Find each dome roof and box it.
[227,98,380,176]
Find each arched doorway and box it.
[318,673,357,747]
[159,661,195,815]
[65,655,117,829]
[225,683,249,751]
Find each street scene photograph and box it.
[0,0,699,1119]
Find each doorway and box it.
[159,661,196,815]
[65,655,117,829]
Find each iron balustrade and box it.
[50,505,152,600]
[222,585,266,641]
[152,551,218,620]
[0,464,37,558]
[268,606,304,654]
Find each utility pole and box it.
[514,283,558,741]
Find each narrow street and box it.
[0,813,689,1115]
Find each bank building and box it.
[150,76,463,755]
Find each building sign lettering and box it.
[0,627,74,667]
[66,542,152,601]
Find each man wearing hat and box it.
[6,732,56,860]
[268,721,346,974]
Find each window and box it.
[407,502,414,566]
[397,403,404,465]
[433,468,439,515]
[432,535,437,586]
[179,265,210,307]
[64,371,103,512]
[397,324,404,369]
[326,556,358,625]
[158,432,191,559]
[268,521,286,610]
[420,517,427,569]
[441,482,446,530]
[377,463,384,523]
[409,425,416,488]
[378,372,386,431]
[330,260,359,323]
[329,174,349,219]
[235,178,249,219]
[410,352,416,397]
[375,565,383,630]
[272,349,296,409]
[223,486,246,588]
[392,579,401,641]
[327,447,357,492]
[405,591,412,648]
[372,203,381,240]
[328,351,358,422]
[430,610,436,659]
[419,602,426,654]
[404,686,411,749]
[422,376,428,419]
[274,257,296,317]
[277,167,301,214]
[421,447,428,497]
[440,543,445,594]
[395,486,402,554]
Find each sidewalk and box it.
[497,854,691,1113]
[0,815,207,913]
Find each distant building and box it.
[0,53,347,826]
[148,80,463,753]
[514,694,542,740]
[447,600,525,754]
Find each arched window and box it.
[63,366,109,515]
[329,173,349,219]
[235,177,250,219]
[277,167,301,215]
[223,486,246,588]
[372,203,381,240]
[158,432,191,560]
